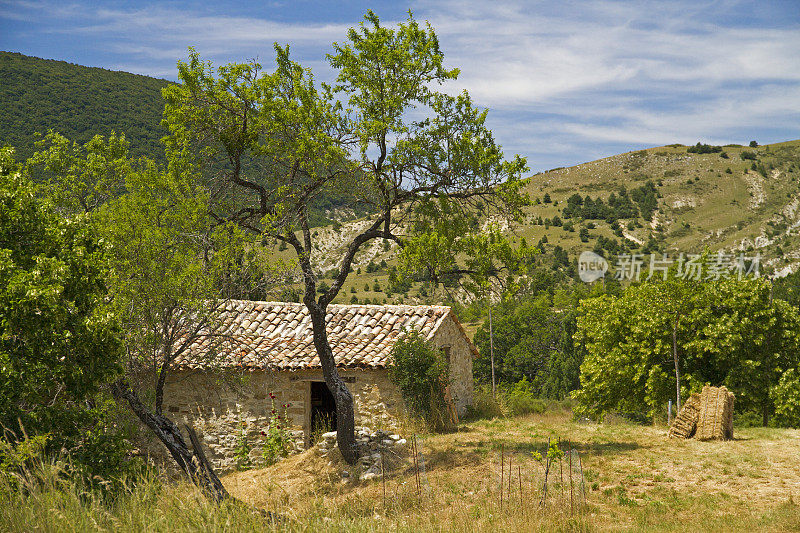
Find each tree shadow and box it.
[494,439,641,458]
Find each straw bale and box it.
[668,393,701,439]
[695,385,735,441]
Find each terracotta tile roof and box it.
[175,300,466,371]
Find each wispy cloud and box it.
[1,0,798,170]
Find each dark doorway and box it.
[310,381,337,436]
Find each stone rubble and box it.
[316,427,408,482]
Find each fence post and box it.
[668,399,673,426]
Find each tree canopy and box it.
[0,147,127,479]
[575,272,800,422]
[160,11,529,463]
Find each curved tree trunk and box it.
[110,379,229,503]
[305,300,359,465]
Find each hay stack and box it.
[668,393,701,439]
[695,385,735,441]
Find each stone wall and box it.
[431,314,476,416]
[145,367,405,472]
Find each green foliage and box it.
[687,142,722,154]
[261,394,293,466]
[388,330,451,431]
[0,434,51,491]
[233,425,253,471]
[575,270,800,423]
[740,151,758,161]
[629,181,659,221]
[771,369,800,427]
[26,131,131,214]
[562,186,642,222]
[773,270,800,312]
[473,287,592,400]
[0,151,132,483]
[503,378,547,416]
[0,52,170,162]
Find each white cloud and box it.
[2,0,797,170]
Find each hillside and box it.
[282,140,800,308]
[518,140,800,276]
[2,52,798,296]
[0,51,171,161]
[0,52,369,226]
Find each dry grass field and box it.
[221,408,800,532]
[4,408,800,532]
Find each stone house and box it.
[160,300,478,471]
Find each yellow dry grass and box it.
[220,409,800,532]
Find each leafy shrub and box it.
[740,151,757,160]
[772,369,800,427]
[504,378,546,416]
[687,142,722,154]
[261,393,293,465]
[464,386,504,420]
[0,434,51,491]
[233,425,253,471]
[734,409,764,428]
[388,330,451,431]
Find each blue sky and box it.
[1,0,799,171]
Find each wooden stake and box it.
[413,435,421,498]
[518,465,523,509]
[500,444,504,509]
[569,450,574,516]
[578,451,586,508]
[381,447,386,511]
[542,438,551,508]
[508,454,512,504]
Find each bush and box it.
[687,142,722,154]
[740,151,757,161]
[388,330,451,431]
[261,418,292,466]
[504,378,546,416]
[464,386,504,420]
[772,368,800,427]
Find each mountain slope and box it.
[278,140,800,307]
[0,51,171,161]
[518,141,800,275]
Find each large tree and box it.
[0,147,125,476]
[161,11,528,463]
[26,134,259,501]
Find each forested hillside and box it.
[0,52,368,226]
[0,51,171,161]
